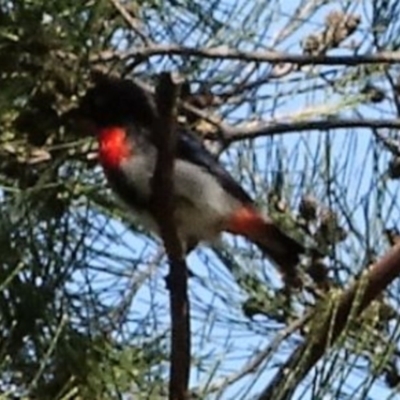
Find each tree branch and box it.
[257,242,400,400]
[94,70,400,146]
[218,118,400,143]
[96,45,400,66]
[150,72,190,400]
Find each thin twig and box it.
[95,45,400,66]
[373,129,400,156]
[199,312,311,396]
[150,72,190,400]
[131,77,226,133]
[257,242,400,400]
[108,0,151,45]
[108,248,164,333]
[219,118,400,143]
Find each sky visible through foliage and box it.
[69,1,400,398]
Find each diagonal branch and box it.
[257,242,400,400]
[150,72,190,400]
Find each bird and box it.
[75,74,305,284]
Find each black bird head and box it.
[76,74,157,129]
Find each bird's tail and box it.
[227,206,305,285]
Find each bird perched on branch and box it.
[75,74,305,284]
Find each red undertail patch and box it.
[226,206,266,237]
[98,127,132,169]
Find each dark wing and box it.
[176,129,254,205]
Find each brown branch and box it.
[113,74,400,146]
[218,118,400,143]
[96,45,400,66]
[257,242,400,400]
[150,72,190,400]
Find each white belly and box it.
[117,156,241,243]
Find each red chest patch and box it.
[98,127,132,169]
